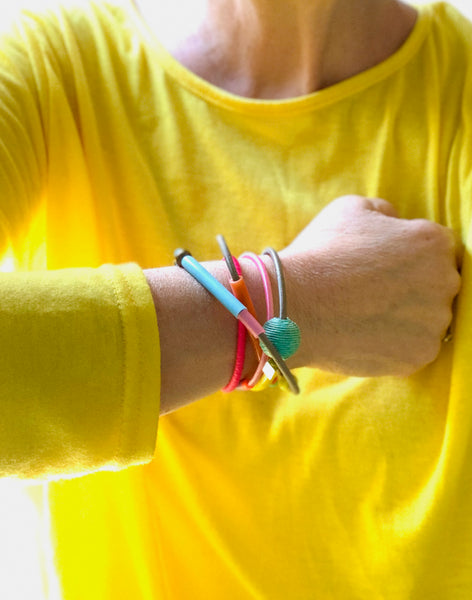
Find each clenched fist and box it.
[280,195,461,376]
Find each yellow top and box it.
[1,0,472,597]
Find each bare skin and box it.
[136,0,460,414]
[146,197,460,415]
[134,0,418,98]
[281,197,460,375]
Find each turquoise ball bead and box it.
[261,317,301,359]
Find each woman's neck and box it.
[134,0,418,99]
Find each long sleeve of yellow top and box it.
[0,2,160,479]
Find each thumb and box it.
[363,197,399,218]
[329,195,399,218]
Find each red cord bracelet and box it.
[221,259,247,392]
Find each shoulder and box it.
[426,2,472,61]
[0,0,141,103]
[0,1,134,57]
[417,3,472,114]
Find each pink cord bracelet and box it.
[239,252,274,389]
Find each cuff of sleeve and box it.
[101,263,161,468]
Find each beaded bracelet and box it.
[241,248,301,392]
[261,247,301,361]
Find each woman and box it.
[0,0,466,597]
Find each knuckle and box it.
[425,307,452,339]
[331,194,366,211]
[450,269,462,296]
[368,197,398,217]
[411,218,435,234]
[402,361,427,377]
[438,308,454,333]
[411,218,444,242]
[436,268,461,298]
[411,219,455,251]
[416,339,441,369]
[403,332,442,373]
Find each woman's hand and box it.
[281,195,461,376]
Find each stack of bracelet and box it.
[217,235,273,391]
[174,236,301,395]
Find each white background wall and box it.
[414,0,472,20]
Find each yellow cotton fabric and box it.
[1,0,472,598]
[0,264,160,478]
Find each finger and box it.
[428,221,463,270]
[450,229,464,270]
[331,195,399,218]
[363,197,399,218]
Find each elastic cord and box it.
[240,252,273,321]
[262,247,286,319]
[217,235,262,357]
[217,234,261,391]
[217,234,239,282]
[239,252,274,389]
[221,259,247,392]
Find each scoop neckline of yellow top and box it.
[128,1,432,116]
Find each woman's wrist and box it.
[143,246,311,413]
[144,258,267,412]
